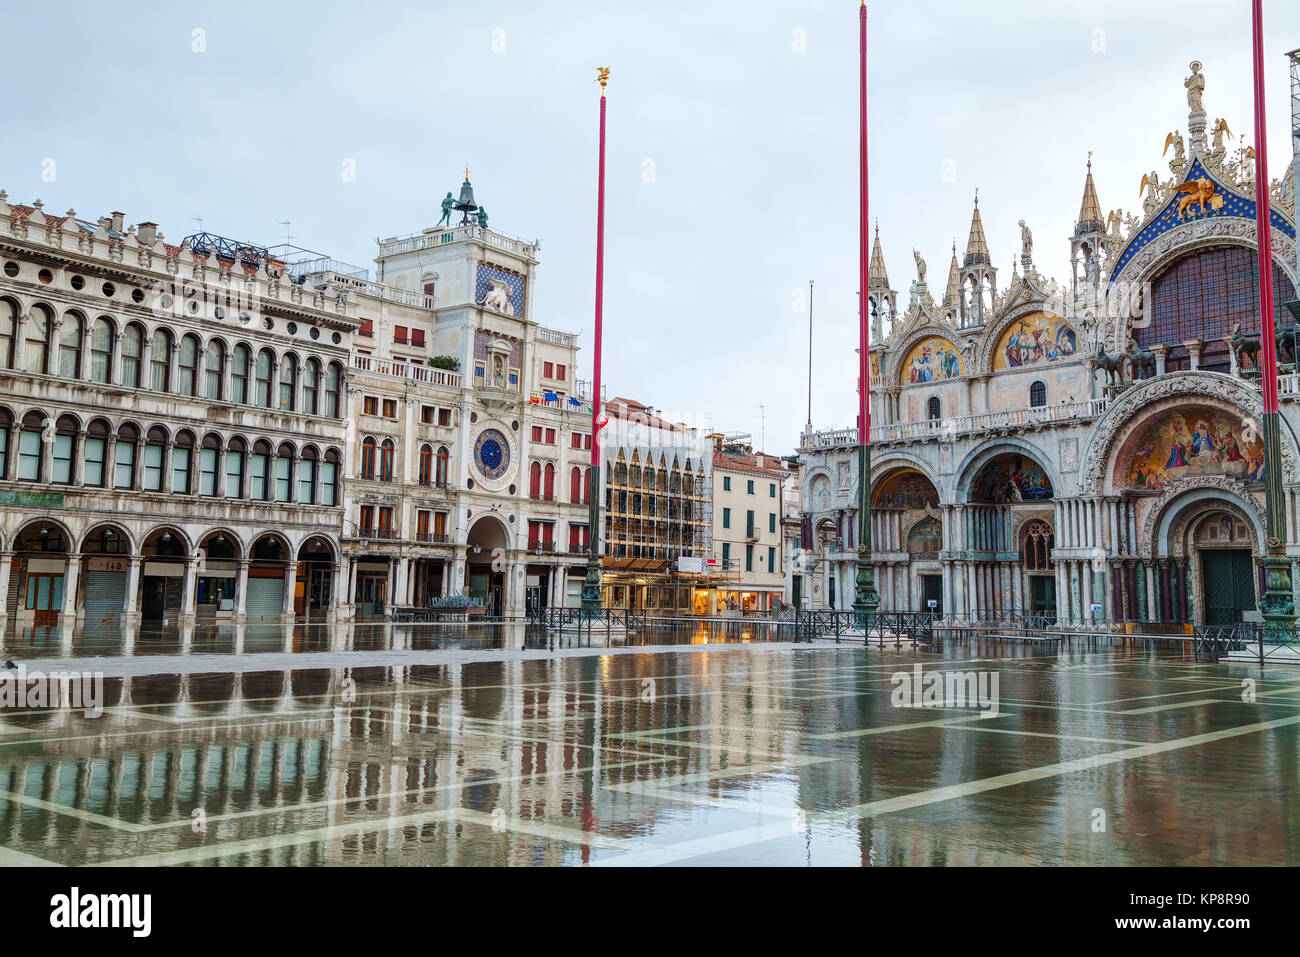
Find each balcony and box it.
[528,539,557,553]
[799,397,1109,451]
[416,532,451,544]
[352,354,461,389]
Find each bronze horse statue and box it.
[1093,342,1125,385]
[1231,321,1261,371]
[1126,338,1156,380]
[1278,324,1298,366]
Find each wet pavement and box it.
[1,623,1298,866]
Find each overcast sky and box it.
[3,0,1298,454]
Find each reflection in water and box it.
[1,635,1297,866]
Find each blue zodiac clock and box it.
[473,428,510,480]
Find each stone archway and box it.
[466,514,511,617]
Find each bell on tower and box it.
[868,221,897,339]
[454,167,479,225]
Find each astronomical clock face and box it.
[474,428,511,481]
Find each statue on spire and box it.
[913,249,927,284]
[1184,61,1205,115]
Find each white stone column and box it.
[123,557,142,618]
[235,560,250,618]
[282,562,297,617]
[0,551,12,622]
[61,553,82,619]
[183,556,199,616]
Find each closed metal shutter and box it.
[83,570,127,622]
[245,577,284,620]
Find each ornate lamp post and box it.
[1251,1,1296,638]
[582,68,611,619]
[851,2,879,629]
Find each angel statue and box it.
[1164,130,1186,178]
[1185,61,1205,115]
[913,249,927,284]
[1139,170,1163,218]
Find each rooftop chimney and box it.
[137,222,158,245]
[110,211,124,232]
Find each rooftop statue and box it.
[436,192,454,227]
[476,206,489,228]
[1185,61,1205,114]
[913,249,927,284]
[1018,220,1033,259]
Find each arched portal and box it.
[246,532,292,621]
[960,448,1056,618]
[466,515,510,617]
[296,536,336,618]
[871,466,942,613]
[139,526,191,622]
[10,520,71,626]
[196,530,242,620]
[79,522,133,624]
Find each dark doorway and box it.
[921,574,942,614]
[1030,575,1056,617]
[141,577,167,621]
[1202,549,1255,626]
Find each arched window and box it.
[150,329,172,391]
[16,412,45,481]
[121,323,143,388]
[1022,520,1054,570]
[324,362,341,418]
[436,446,449,487]
[0,408,9,476]
[379,438,395,481]
[205,340,225,400]
[298,447,317,503]
[1140,246,1298,373]
[302,358,320,415]
[418,444,433,486]
[225,437,245,497]
[529,461,542,499]
[274,443,294,501]
[543,462,555,500]
[321,449,340,506]
[177,334,199,396]
[570,466,583,503]
[0,300,15,368]
[279,354,297,411]
[114,424,139,489]
[250,439,272,500]
[58,314,82,378]
[198,433,221,495]
[231,344,249,403]
[143,426,167,491]
[172,430,194,494]
[927,396,941,420]
[1029,380,1047,407]
[255,349,274,408]
[360,436,377,479]
[90,318,114,383]
[52,415,78,484]
[23,306,51,375]
[83,419,110,487]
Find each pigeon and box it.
[3,660,15,670]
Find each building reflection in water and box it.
[0,634,1296,865]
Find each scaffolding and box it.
[602,451,712,563]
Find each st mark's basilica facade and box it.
[798,61,1299,630]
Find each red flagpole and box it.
[1252,0,1278,414]
[592,76,607,472]
[859,1,870,445]
[583,69,609,614]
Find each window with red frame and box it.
[568,524,588,551]
[543,462,555,499]
[556,364,566,380]
[394,325,408,344]
[528,461,541,499]
[570,466,583,503]
[544,428,555,444]
[530,426,543,442]
[359,318,374,338]
[543,361,554,378]
[411,329,426,347]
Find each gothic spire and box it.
[964,190,990,265]
[868,220,890,288]
[943,239,960,308]
[1076,155,1104,235]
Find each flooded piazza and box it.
[1,622,1298,867]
